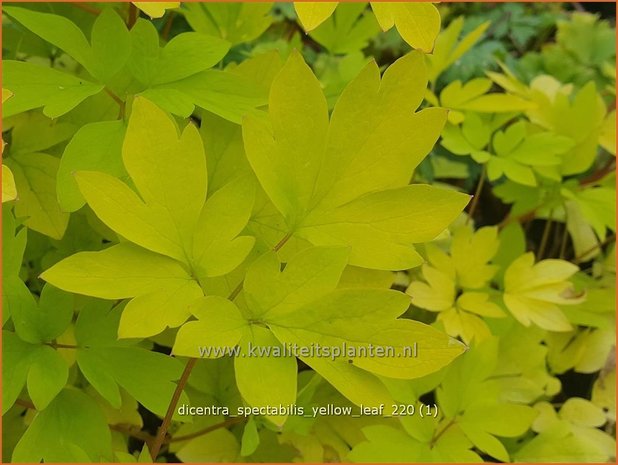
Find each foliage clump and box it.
[2,2,616,463]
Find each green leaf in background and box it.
[56,120,126,212]
[199,111,252,193]
[5,152,69,239]
[6,111,76,157]
[371,2,441,53]
[12,388,112,462]
[487,121,575,186]
[294,2,339,32]
[350,417,481,462]
[130,19,270,122]
[515,400,615,462]
[556,12,616,67]
[4,6,94,69]
[240,416,260,456]
[427,16,490,83]
[74,301,189,418]
[130,22,229,87]
[440,78,535,121]
[3,61,104,118]
[494,75,608,176]
[88,7,132,83]
[563,186,616,240]
[11,284,73,344]
[408,226,504,343]
[41,97,255,337]
[3,330,68,412]
[182,2,273,45]
[2,209,32,325]
[503,253,583,331]
[309,3,380,55]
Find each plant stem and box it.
[167,416,246,444]
[127,3,138,29]
[429,418,456,447]
[73,2,101,15]
[149,231,294,460]
[466,166,486,225]
[228,280,244,301]
[574,234,616,263]
[15,398,35,410]
[16,398,159,448]
[110,424,156,449]
[559,222,570,259]
[162,12,176,41]
[537,210,554,259]
[46,342,79,349]
[150,358,197,459]
[579,159,616,186]
[18,398,159,447]
[104,88,125,119]
[273,231,293,252]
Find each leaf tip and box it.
[450,337,468,353]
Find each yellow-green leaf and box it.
[2,164,17,203]
[503,253,582,331]
[134,2,179,18]
[294,2,338,32]
[234,326,298,426]
[41,243,194,300]
[5,153,69,239]
[371,2,440,53]
[243,51,468,269]
[173,296,248,358]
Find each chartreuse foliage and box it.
[243,50,468,269]
[174,246,465,425]
[3,5,267,122]
[42,47,467,425]
[1,89,17,203]
[181,2,274,45]
[295,2,440,52]
[133,2,179,18]
[2,2,616,464]
[42,96,255,338]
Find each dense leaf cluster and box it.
[2,2,616,463]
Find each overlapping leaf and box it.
[174,246,466,425]
[2,284,73,412]
[12,389,113,462]
[408,227,505,343]
[41,98,255,337]
[4,6,268,123]
[503,253,584,331]
[309,3,380,54]
[243,51,469,270]
[182,3,273,45]
[2,209,31,325]
[74,301,189,418]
